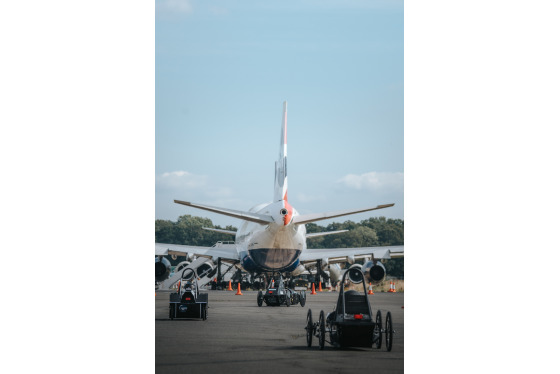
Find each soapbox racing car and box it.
[305,268,394,350]
[257,276,306,307]
[169,278,208,320]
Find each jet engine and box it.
[175,261,191,274]
[196,260,216,279]
[177,260,216,282]
[328,263,342,283]
[155,256,171,282]
[291,264,307,276]
[347,260,386,284]
[181,268,195,281]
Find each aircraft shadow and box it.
[276,345,369,352]
[155,318,204,322]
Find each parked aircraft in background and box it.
[156,102,403,289]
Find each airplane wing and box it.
[155,242,239,261]
[299,245,404,264]
[292,204,395,225]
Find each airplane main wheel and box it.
[257,291,263,307]
[300,291,306,307]
[306,309,313,347]
[385,311,393,352]
[374,310,382,349]
[318,310,326,350]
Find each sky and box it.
[155,0,404,227]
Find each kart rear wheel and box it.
[169,304,175,320]
[300,291,306,307]
[319,310,326,350]
[306,309,313,347]
[257,291,263,307]
[385,311,393,352]
[374,310,382,349]
[202,305,208,321]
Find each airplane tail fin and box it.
[274,101,288,202]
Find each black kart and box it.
[305,268,394,350]
[257,276,306,307]
[169,278,208,320]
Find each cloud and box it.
[156,170,234,199]
[337,172,404,192]
[156,170,207,191]
[156,0,193,15]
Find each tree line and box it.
[155,215,404,278]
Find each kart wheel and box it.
[374,310,382,349]
[385,311,393,352]
[202,305,208,321]
[286,295,290,307]
[306,309,313,347]
[257,291,263,307]
[319,310,326,350]
[300,291,306,307]
[169,304,175,320]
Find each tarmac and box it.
[155,288,404,374]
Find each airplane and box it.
[155,101,403,288]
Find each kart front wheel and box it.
[385,311,393,352]
[374,309,382,349]
[306,309,313,347]
[257,291,263,307]
[300,291,306,307]
[319,310,326,350]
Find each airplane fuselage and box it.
[236,201,306,273]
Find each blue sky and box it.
[156,0,403,226]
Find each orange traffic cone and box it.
[368,282,374,295]
[227,280,233,291]
[318,282,323,292]
[235,282,243,295]
[310,283,317,295]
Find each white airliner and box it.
[155,102,403,286]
